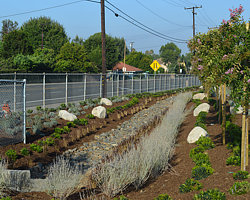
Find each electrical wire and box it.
[105,5,187,44]
[105,0,188,43]
[160,0,183,8]
[135,0,192,28]
[0,0,100,19]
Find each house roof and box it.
[113,62,143,72]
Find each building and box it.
[113,62,143,74]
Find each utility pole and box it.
[124,40,126,69]
[101,0,107,97]
[185,6,202,38]
[130,42,134,52]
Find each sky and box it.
[0,0,249,55]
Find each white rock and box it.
[230,106,243,114]
[92,106,106,119]
[199,86,203,89]
[58,110,77,121]
[193,103,210,116]
[187,127,208,143]
[193,93,207,100]
[100,98,112,106]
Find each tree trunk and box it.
[221,84,226,145]
[219,85,222,124]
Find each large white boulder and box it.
[193,103,210,116]
[187,127,208,143]
[230,106,243,114]
[92,106,106,119]
[100,98,112,106]
[58,110,77,121]
[193,93,207,100]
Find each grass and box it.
[92,92,192,197]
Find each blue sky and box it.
[0,0,249,55]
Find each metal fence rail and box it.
[0,73,200,109]
[0,79,26,146]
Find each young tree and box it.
[159,42,181,65]
[0,19,18,38]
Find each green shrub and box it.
[5,149,17,162]
[113,195,129,200]
[226,155,240,166]
[20,148,30,156]
[0,197,12,200]
[48,108,57,112]
[193,189,226,200]
[208,98,216,106]
[66,121,76,128]
[51,132,61,139]
[30,143,43,153]
[192,99,202,107]
[191,164,214,180]
[179,178,203,193]
[194,122,207,130]
[233,171,249,180]
[196,136,215,150]
[153,194,173,200]
[192,153,211,166]
[73,118,88,126]
[232,146,241,156]
[63,126,71,133]
[86,114,95,119]
[59,103,67,110]
[45,137,55,146]
[27,109,33,114]
[54,127,65,134]
[229,181,250,195]
[190,146,205,159]
[226,121,241,145]
[36,106,42,111]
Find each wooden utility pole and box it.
[101,0,107,97]
[185,6,202,38]
[124,39,126,69]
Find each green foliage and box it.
[54,127,65,134]
[73,118,88,126]
[192,99,202,107]
[196,136,215,150]
[232,146,241,156]
[191,164,214,180]
[51,132,61,139]
[21,16,68,53]
[196,111,207,123]
[63,126,71,133]
[30,143,43,153]
[226,155,240,166]
[66,122,76,128]
[153,194,173,200]
[226,121,241,145]
[36,106,42,111]
[54,42,98,72]
[190,146,205,159]
[5,149,17,162]
[229,181,250,195]
[86,114,95,119]
[179,178,203,193]
[113,195,129,200]
[192,153,211,166]
[59,103,67,110]
[125,51,153,73]
[193,189,226,200]
[27,109,33,114]
[208,98,216,106]
[195,122,207,130]
[84,33,127,71]
[20,148,30,156]
[159,42,181,66]
[0,197,12,200]
[233,171,249,180]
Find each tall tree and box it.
[0,19,18,38]
[159,43,181,64]
[21,16,68,53]
[84,33,127,71]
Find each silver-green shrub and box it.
[92,92,192,197]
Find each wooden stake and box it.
[221,84,226,145]
[241,105,246,170]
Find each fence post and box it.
[43,72,46,109]
[117,74,119,96]
[65,72,68,105]
[84,73,87,101]
[159,75,162,91]
[140,74,142,93]
[154,74,156,93]
[23,79,26,144]
[122,74,125,95]
[112,73,114,97]
[147,74,149,92]
[132,74,134,94]
[100,73,102,98]
[14,72,16,112]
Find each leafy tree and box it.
[159,42,181,65]
[1,29,33,58]
[21,16,68,53]
[125,51,153,73]
[54,42,98,73]
[72,35,84,45]
[145,49,160,60]
[0,19,18,38]
[13,54,33,72]
[84,33,127,71]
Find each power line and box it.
[160,0,184,8]
[0,0,100,19]
[105,6,187,44]
[135,0,192,28]
[105,0,188,43]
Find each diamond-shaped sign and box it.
[150,60,161,72]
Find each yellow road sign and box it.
[150,60,161,72]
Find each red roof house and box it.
[113,62,143,73]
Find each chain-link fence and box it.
[0,79,26,146]
[0,73,201,109]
